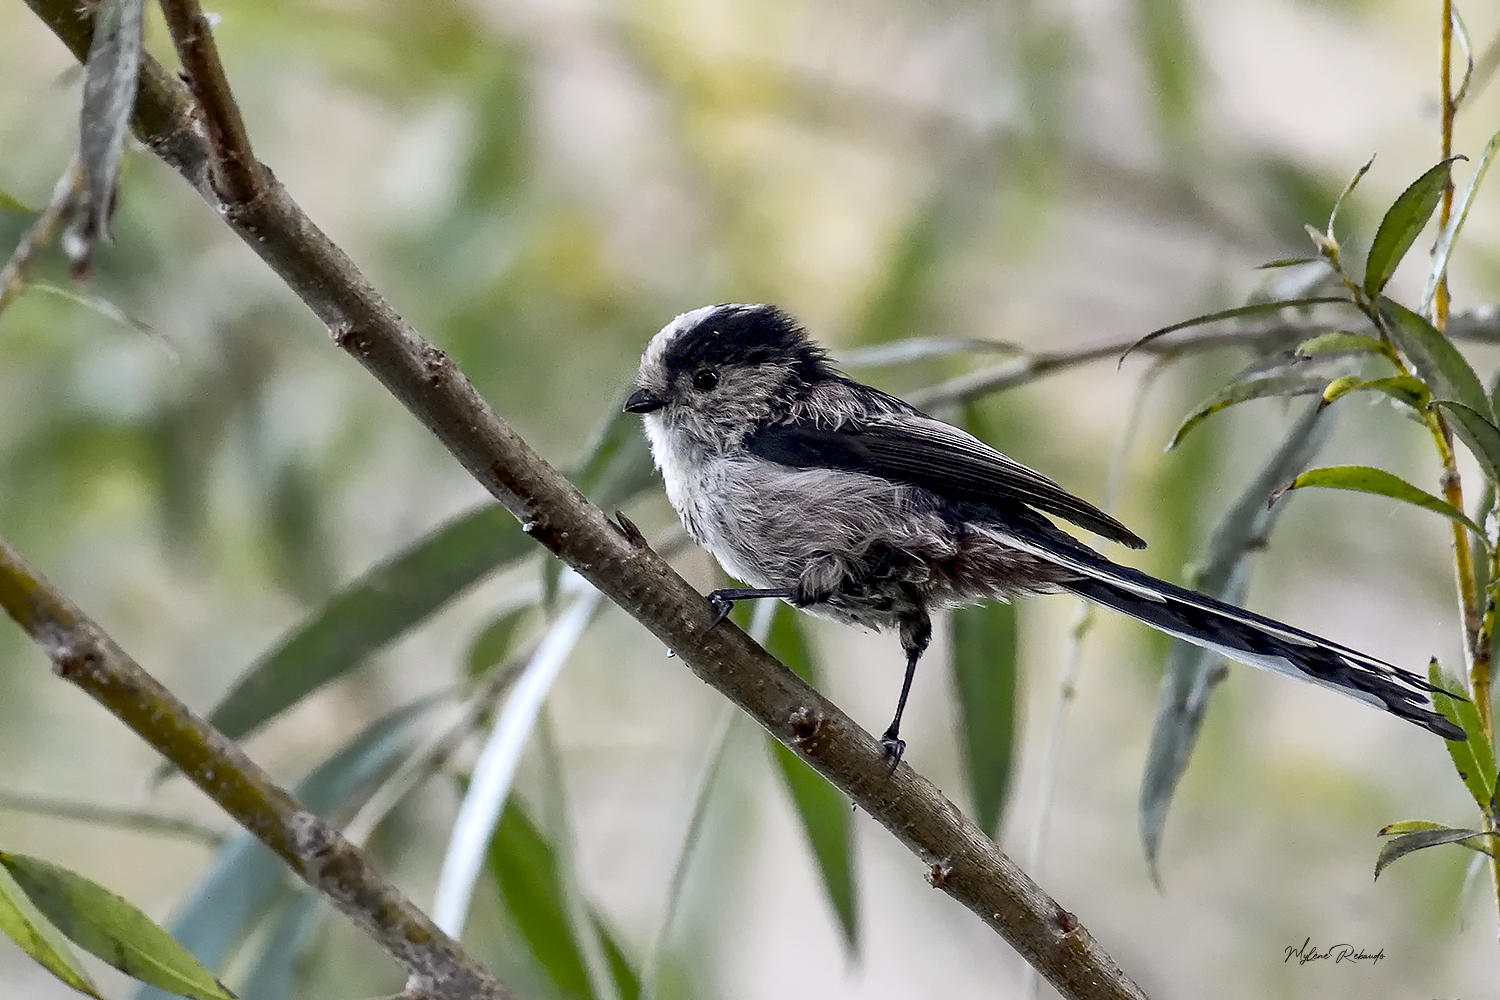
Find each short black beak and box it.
[623,388,666,414]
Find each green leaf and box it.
[1421,131,1500,315]
[1141,401,1330,880]
[1122,297,1353,360]
[0,187,33,215]
[0,863,100,998]
[1374,825,1499,879]
[1363,158,1461,297]
[1381,298,1491,419]
[1377,820,1448,836]
[1322,375,1430,411]
[487,800,638,1000]
[1429,660,1496,807]
[1276,464,1485,540]
[0,853,233,1000]
[951,602,1017,838]
[466,607,531,680]
[762,607,858,951]
[135,698,439,1000]
[1294,332,1387,358]
[1255,256,1322,270]
[1431,399,1500,486]
[1166,375,1329,450]
[206,504,526,741]
[71,0,145,276]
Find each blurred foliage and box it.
[4,0,1500,997]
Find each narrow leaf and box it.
[488,800,637,1000]
[1421,130,1500,315]
[1122,297,1353,361]
[1255,257,1322,270]
[1328,155,1375,236]
[1276,465,1485,539]
[1294,332,1387,358]
[1378,820,1448,836]
[1325,375,1430,411]
[27,282,154,334]
[0,853,232,1000]
[0,187,32,215]
[1375,826,1499,879]
[1431,399,1500,486]
[1382,298,1491,418]
[69,0,145,276]
[466,608,530,680]
[1320,375,1362,405]
[763,608,858,951]
[1142,402,1330,878]
[0,863,100,998]
[434,593,604,937]
[1429,659,1497,807]
[1452,6,1475,107]
[206,504,526,741]
[951,602,1017,838]
[1364,158,1462,297]
[1166,375,1328,450]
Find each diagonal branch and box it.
[0,539,514,1000]
[19,2,1147,997]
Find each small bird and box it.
[624,303,1464,761]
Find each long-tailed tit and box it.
[624,303,1463,762]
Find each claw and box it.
[880,732,906,775]
[707,592,736,626]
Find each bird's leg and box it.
[881,607,932,770]
[705,587,797,626]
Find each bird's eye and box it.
[692,368,720,391]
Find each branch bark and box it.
[17,2,1149,997]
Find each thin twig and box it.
[0,789,225,846]
[18,3,1148,995]
[906,311,1500,411]
[156,0,260,204]
[0,539,514,1000]
[1438,0,1455,329]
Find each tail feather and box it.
[1061,572,1463,742]
[980,521,1464,741]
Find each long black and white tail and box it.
[1061,569,1463,741]
[987,522,1465,741]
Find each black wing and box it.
[746,412,1147,549]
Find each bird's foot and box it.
[879,729,906,775]
[706,591,737,626]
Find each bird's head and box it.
[625,304,835,447]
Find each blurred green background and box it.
[4,0,1500,998]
